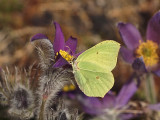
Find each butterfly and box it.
[60,40,120,97]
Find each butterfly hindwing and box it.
[73,64,114,97]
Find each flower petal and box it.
[146,11,160,44]
[119,114,137,120]
[64,36,77,54]
[154,68,160,77]
[118,22,142,50]
[31,33,48,41]
[81,96,103,115]
[53,22,65,54]
[74,51,83,58]
[148,103,160,111]
[102,92,116,108]
[53,56,68,68]
[132,57,147,74]
[120,47,134,63]
[116,75,139,108]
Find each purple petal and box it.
[146,12,160,44]
[118,22,142,50]
[80,92,116,115]
[53,22,65,54]
[132,57,147,73]
[74,51,83,58]
[115,76,139,108]
[154,68,160,77]
[81,97,103,115]
[148,103,160,111]
[119,114,137,120]
[102,92,116,108]
[64,36,77,55]
[66,92,76,99]
[53,56,69,68]
[120,47,135,63]
[31,33,48,41]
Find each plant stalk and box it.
[145,73,156,104]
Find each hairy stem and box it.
[38,100,46,120]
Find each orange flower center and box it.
[136,40,159,67]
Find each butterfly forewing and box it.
[76,40,120,72]
[73,66,114,97]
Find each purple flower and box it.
[118,11,160,76]
[80,76,140,120]
[148,103,160,111]
[31,22,80,68]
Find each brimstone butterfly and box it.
[60,40,120,97]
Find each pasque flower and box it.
[80,76,140,120]
[31,22,80,68]
[118,11,160,76]
[0,68,34,119]
[31,22,80,119]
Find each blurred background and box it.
[0,0,160,92]
[0,0,160,119]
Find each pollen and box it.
[55,52,59,59]
[63,84,76,92]
[59,50,73,62]
[136,40,159,67]
[63,85,69,92]
[69,84,76,91]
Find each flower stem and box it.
[38,100,46,120]
[145,73,156,104]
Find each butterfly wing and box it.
[73,67,114,97]
[76,40,120,72]
[73,40,120,97]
